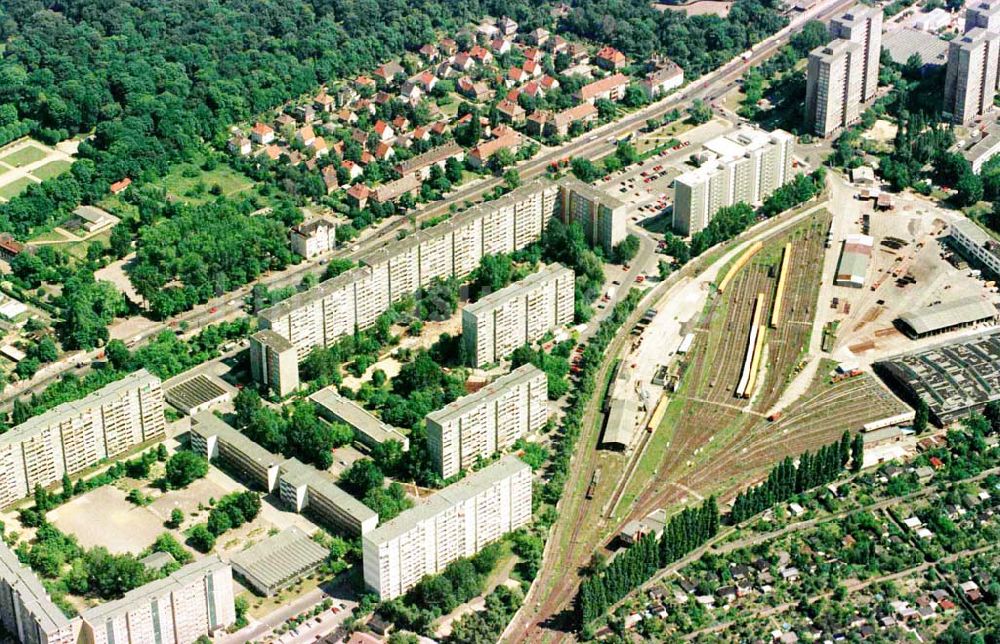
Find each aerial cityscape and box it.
[1,0,1000,642]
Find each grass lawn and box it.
[0,145,49,168]
[31,160,73,181]
[160,159,256,205]
[0,177,37,200]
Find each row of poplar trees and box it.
[731,431,862,524]
[577,432,864,625]
[577,497,719,624]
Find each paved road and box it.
[218,578,357,644]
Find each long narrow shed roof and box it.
[897,296,998,336]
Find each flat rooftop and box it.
[883,28,949,67]
[309,387,409,448]
[875,330,1000,423]
[229,526,327,591]
[559,175,627,210]
[0,369,159,447]
[191,411,282,470]
[426,364,543,425]
[165,373,228,412]
[252,329,296,352]
[897,296,997,336]
[0,542,71,633]
[363,455,529,546]
[81,556,228,623]
[464,263,571,315]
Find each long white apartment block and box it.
[462,263,575,367]
[805,39,863,138]
[426,364,548,478]
[0,542,77,644]
[362,455,532,600]
[80,556,236,644]
[0,369,165,508]
[829,5,883,102]
[258,180,560,359]
[672,126,795,236]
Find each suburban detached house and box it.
[321,166,339,194]
[470,46,493,64]
[496,99,526,125]
[296,125,316,147]
[374,141,395,161]
[458,77,491,101]
[497,15,519,36]
[341,159,364,181]
[596,45,628,70]
[228,136,251,156]
[452,52,475,72]
[574,73,629,103]
[419,44,439,61]
[346,183,371,209]
[399,81,422,103]
[491,38,512,55]
[640,58,684,99]
[528,27,550,46]
[523,47,544,62]
[439,38,459,56]
[251,122,275,144]
[523,59,543,78]
[110,178,132,195]
[507,67,529,87]
[373,120,395,142]
[314,91,335,113]
[373,60,406,84]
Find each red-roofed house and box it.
[416,71,438,92]
[251,122,275,145]
[523,47,544,62]
[0,234,23,261]
[341,160,363,181]
[596,46,628,70]
[540,75,560,92]
[314,91,335,113]
[374,141,395,161]
[523,59,543,78]
[110,178,132,195]
[468,130,521,168]
[575,73,629,103]
[507,67,529,87]
[469,45,493,65]
[491,38,512,55]
[419,44,439,61]
[373,120,395,142]
[346,184,371,209]
[496,99,526,124]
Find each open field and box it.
[47,486,165,555]
[0,176,37,200]
[160,157,257,205]
[31,159,73,180]
[652,0,732,16]
[0,144,48,168]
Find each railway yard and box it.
[509,156,1000,640]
